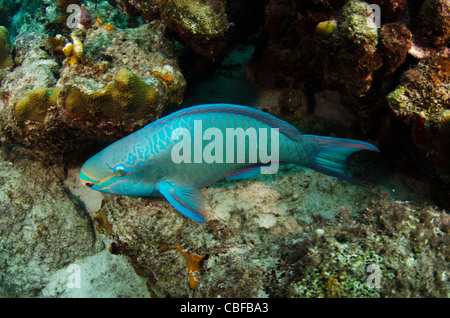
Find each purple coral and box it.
[76,4,92,29]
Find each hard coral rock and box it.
[0,33,60,129]
[260,0,322,86]
[273,198,449,297]
[62,22,185,106]
[0,147,98,296]
[387,50,450,181]
[317,0,382,98]
[378,23,412,75]
[415,0,450,48]
[368,0,408,23]
[116,0,232,61]
[165,0,231,59]
[97,163,385,297]
[98,179,448,297]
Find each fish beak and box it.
[80,169,99,189]
[82,181,95,188]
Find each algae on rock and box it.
[387,51,450,181]
[0,147,98,296]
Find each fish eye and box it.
[113,164,127,177]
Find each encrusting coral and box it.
[0,26,13,68]
[0,147,98,296]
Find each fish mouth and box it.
[80,169,100,188]
[82,181,95,188]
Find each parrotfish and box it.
[80,103,379,222]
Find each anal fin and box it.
[226,166,262,180]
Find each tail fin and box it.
[304,135,380,185]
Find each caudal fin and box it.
[304,135,380,185]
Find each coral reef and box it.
[257,0,321,87]
[99,177,448,297]
[98,166,378,297]
[378,23,412,76]
[248,0,449,193]
[0,22,185,156]
[59,22,185,106]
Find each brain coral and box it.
[13,87,61,123]
[0,26,13,68]
[62,69,159,121]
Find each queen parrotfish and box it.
[80,103,379,222]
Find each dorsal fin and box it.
[146,103,303,141]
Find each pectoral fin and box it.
[157,181,206,222]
